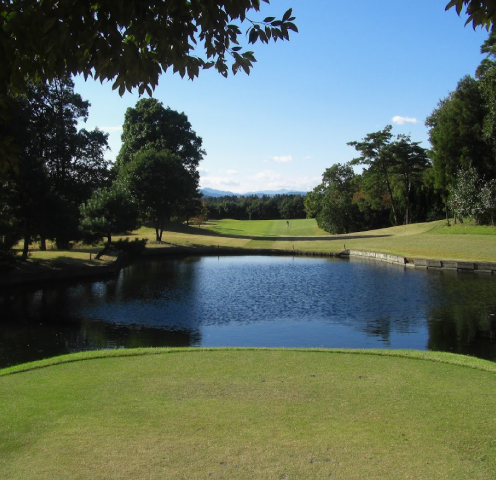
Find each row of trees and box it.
[305,129,435,234]
[2,1,495,250]
[1,82,205,257]
[1,1,298,261]
[1,77,111,257]
[308,31,496,234]
[204,194,306,221]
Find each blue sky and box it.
[73,0,489,194]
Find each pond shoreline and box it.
[1,245,495,289]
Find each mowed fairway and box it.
[201,219,496,261]
[19,218,496,265]
[204,218,329,237]
[2,349,496,480]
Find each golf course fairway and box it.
[1,348,496,479]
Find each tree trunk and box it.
[155,218,164,242]
[387,186,398,226]
[382,166,398,226]
[404,181,411,225]
[39,236,47,251]
[22,221,31,259]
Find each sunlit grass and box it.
[427,219,496,235]
[13,218,496,267]
[2,348,496,480]
[204,218,329,237]
[195,219,495,262]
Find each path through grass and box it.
[2,348,496,480]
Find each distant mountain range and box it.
[200,188,307,198]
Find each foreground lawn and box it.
[2,348,496,479]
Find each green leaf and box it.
[248,28,258,44]
[286,22,298,33]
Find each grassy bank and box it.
[164,219,496,261]
[12,218,496,271]
[1,348,496,480]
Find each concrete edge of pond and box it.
[1,246,495,289]
[344,249,496,274]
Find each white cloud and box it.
[263,175,320,192]
[226,169,238,175]
[392,116,419,125]
[198,166,210,173]
[250,170,282,182]
[272,155,293,163]
[99,126,123,132]
[200,176,240,189]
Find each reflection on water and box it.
[1,255,495,367]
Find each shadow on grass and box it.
[16,255,111,270]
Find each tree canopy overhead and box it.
[1,0,297,98]
[446,0,496,29]
[0,1,296,171]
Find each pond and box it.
[1,255,496,368]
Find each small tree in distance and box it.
[79,186,139,244]
[121,148,198,242]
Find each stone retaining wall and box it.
[346,249,496,273]
[346,249,406,266]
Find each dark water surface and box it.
[1,255,496,368]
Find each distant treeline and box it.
[202,194,306,220]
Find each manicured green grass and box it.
[200,219,496,262]
[1,348,496,480]
[427,219,496,235]
[204,218,329,237]
[14,218,496,267]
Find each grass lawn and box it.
[13,218,496,269]
[204,218,329,237]
[1,348,496,480]
[198,219,496,262]
[5,224,496,478]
